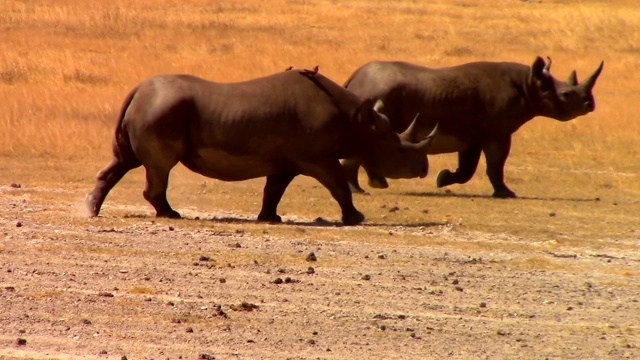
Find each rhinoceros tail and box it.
[111,85,141,168]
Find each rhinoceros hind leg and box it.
[86,158,140,217]
[341,159,368,194]
[436,147,482,188]
[142,165,180,218]
[492,188,517,199]
[257,172,297,223]
[300,160,364,226]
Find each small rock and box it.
[306,252,317,262]
[307,339,316,345]
[97,292,114,297]
[306,267,315,274]
[454,286,464,292]
[422,209,429,214]
[166,301,175,306]
[567,306,574,311]
[199,354,215,360]
[284,277,298,283]
[273,278,283,284]
[497,329,508,336]
[452,279,459,285]
[389,206,400,213]
[121,356,128,360]
[219,278,226,284]
[479,302,487,308]
[199,256,211,262]
[18,329,25,334]
[186,327,194,333]
[5,286,16,292]
[361,274,371,281]
[10,183,21,188]
[549,212,556,217]
[377,253,387,260]
[81,319,92,325]
[168,226,174,231]
[229,242,242,248]
[16,338,27,346]
[99,350,108,355]
[16,222,22,228]
[230,301,259,312]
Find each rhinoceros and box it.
[341,56,603,198]
[86,68,436,225]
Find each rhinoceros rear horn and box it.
[567,70,578,86]
[400,113,420,142]
[582,61,604,92]
[416,123,438,153]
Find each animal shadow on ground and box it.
[122,213,445,228]
[401,191,601,202]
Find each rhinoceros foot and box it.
[367,177,389,189]
[257,212,282,223]
[156,209,182,219]
[436,169,455,188]
[492,188,517,199]
[342,210,365,226]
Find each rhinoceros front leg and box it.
[299,160,365,225]
[436,147,482,188]
[483,137,517,198]
[257,172,297,223]
[142,164,181,218]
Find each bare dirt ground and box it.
[1,179,638,360]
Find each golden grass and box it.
[1,0,639,244]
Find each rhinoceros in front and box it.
[342,56,603,198]
[86,69,435,225]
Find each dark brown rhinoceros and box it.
[342,56,603,198]
[86,68,436,225]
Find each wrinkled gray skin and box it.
[342,56,604,198]
[86,69,436,225]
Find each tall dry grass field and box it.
[1,0,639,235]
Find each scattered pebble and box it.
[361,274,371,281]
[99,350,107,355]
[10,183,21,188]
[480,302,487,308]
[389,206,400,213]
[229,242,242,248]
[229,301,259,312]
[186,327,194,333]
[16,338,27,346]
[306,267,315,274]
[452,279,459,285]
[455,286,464,292]
[199,353,215,360]
[549,212,556,217]
[199,256,212,262]
[168,226,174,231]
[377,253,387,260]
[497,330,508,336]
[97,292,114,298]
[81,319,92,325]
[219,278,226,284]
[306,252,317,262]
[16,222,22,228]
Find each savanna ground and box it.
[1,0,640,359]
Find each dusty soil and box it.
[1,184,638,360]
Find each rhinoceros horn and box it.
[415,123,438,153]
[400,113,421,142]
[582,61,604,92]
[567,70,578,86]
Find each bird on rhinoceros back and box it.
[86,67,437,225]
[341,56,604,198]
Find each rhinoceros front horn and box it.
[416,123,438,153]
[582,61,604,91]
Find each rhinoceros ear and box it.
[567,70,578,86]
[530,56,547,80]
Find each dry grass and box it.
[1,0,639,241]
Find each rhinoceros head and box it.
[352,99,435,188]
[529,56,604,121]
